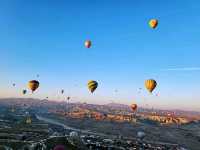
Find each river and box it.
[36,115,107,137]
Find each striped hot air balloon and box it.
[28,80,39,93]
[87,80,98,93]
[149,19,158,29]
[145,79,157,93]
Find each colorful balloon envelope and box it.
[88,80,98,93]
[130,103,137,111]
[53,145,65,150]
[145,79,157,93]
[61,89,64,94]
[85,40,91,48]
[22,89,27,95]
[28,80,39,93]
[26,117,32,124]
[149,19,158,29]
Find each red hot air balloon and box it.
[53,145,65,150]
[85,40,91,48]
[130,103,137,112]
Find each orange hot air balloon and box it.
[28,80,39,93]
[149,19,158,29]
[145,79,157,93]
[130,103,137,111]
[85,40,91,48]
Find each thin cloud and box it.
[161,67,200,71]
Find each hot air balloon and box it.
[88,80,98,93]
[67,96,70,100]
[103,113,108,117]
[138,88,142,94]
[12,83,16,87]
[53,145,65,150]
[70,131,78,139]
[26,117,32,124]
[85,40,91,48]
[130,103,137,111]
[11,107,15,113]
[61,89,64,94]
[28,80,39,93]
[137,131,146,140]
[22,89,27,95]
[36,74,40,78]
[145,79,157,93]
[149,19,158,29]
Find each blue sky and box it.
[0,0,200,111]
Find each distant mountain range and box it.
[0,98,200,119]
[106,102,130,108]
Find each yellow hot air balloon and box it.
[145,79,157,93]
[149,19,158,29]
[85,40,91,48]
[88,80,98,93]
[28,80,39,93]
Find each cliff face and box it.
[144,115,189,125]
[51,106,190,125]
